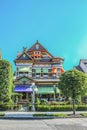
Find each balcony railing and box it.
[16,72,61,79]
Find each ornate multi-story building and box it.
[13,41,64,104]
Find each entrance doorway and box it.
[22,92,26,100]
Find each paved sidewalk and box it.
[1,118,87,130]
[3,111,87,115]
[0,111,87,119]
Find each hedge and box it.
[36,105,72,111]
[1,104,87,111]
[36,105,87,111]
[0,103,21,111]
[76,105,87,111]
[0,113,5,116]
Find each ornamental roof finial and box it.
[23,47,27,52]
[36,40,38,43]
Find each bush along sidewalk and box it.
[80,113,87,117]
[33,113,68,118]
[35,104,87,111]
[33,112,87,118]
[36,105,72,111]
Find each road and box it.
[0,118,87,130]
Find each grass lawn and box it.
[33,113,67,117]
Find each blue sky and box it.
[0,0,87,71]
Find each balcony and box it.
[33,75,60,82]
[18,99,29,104]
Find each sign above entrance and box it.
[14,85,32,92]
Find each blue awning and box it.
[14,85,32,92]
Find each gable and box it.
[16,52,32,61]
[19,77,29,82]
[28,41,46,51]
[14,76,35,84]
[27,41,53,58]
[19,54,31,60]
[19,77,31,84]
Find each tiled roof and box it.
[40,58,51,62]
[28,41,46,51]
[74,65,84,72]
[15,51,33,61]
[27,41,54,57]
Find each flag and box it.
[60,68,65,73]
[51,67,57,74]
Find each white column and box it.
[53,84,56,101]
[31,83,35,111]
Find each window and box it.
[36,73,40,78]
[32,69,36,72]
[32,73,36,77]
[48,69,52,72]
[49,73,52,77]
[16,67,19,71]
[48,69,52,77]
[36,44,39,50]
[23,54,26,57]
[34,51,41,54]
[58,68,60,73]
[16,72,19,76]
[43,73,48,78]
[32,69,36,77]
[35,52,37,54]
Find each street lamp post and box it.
[31,83,38,111]
[53,84,56,101]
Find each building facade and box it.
[74,59,87,73]
[13,41,64,104]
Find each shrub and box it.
[35,97,41,105]
[81,113,87,117]
[36,104,87,111]
[0,103,8,111]
[36,105,72,111]
[0,113,5,116]
[40,99,48,105]
[77,105,87,111]
[36,105,50,111]
[49,101,66,105]
[33,113,67,117]
[28,104,32,111]
[53,113,67,117]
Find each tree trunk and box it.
[72,99,75,115]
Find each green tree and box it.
[59,70,87,115]
[0,60,13,103]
